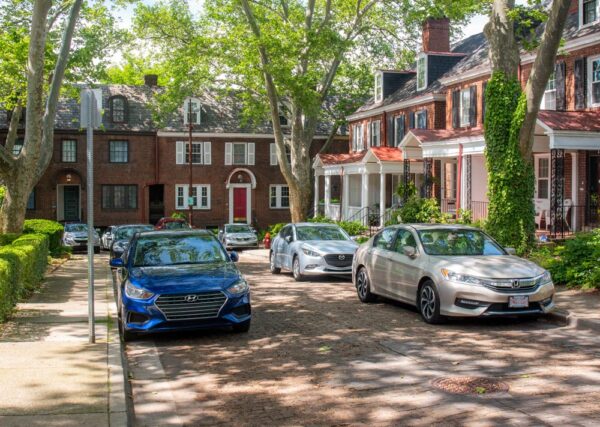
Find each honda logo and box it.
[338,255,346,261]
[184,295,199,303]
[511,280,521,289]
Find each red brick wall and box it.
[444,78,488,131]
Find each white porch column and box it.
[313,173,320,218]
[361,172,369,226]
[572,152,578,231]
[342,173,349,221]
[380,169,386,227]
[324,175,331,219]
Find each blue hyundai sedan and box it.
[110,230,251,341]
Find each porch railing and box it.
[441,198,457,216]
[470,201,489,222]
[325,203,341,221]
[544,204,600,239]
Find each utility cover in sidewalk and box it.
[431,376,509,394]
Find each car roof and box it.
[400,224,481,231]
[160,217,186,222]
[292,222,340,227]
[115,224,153,229]
[136,230,214,238]
[224,223,251,226]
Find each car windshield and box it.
[417,229,505,256]
[163,221,189,230]
[114,225,154,241]
[296,226,349,241]
[225,225,252,233]
[133,234,228,267]
[65,224,87,233]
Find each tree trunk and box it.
[0,172,33,234]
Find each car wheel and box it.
[269,252,281,274]
[419,280,444,324]
[292,256,304,282]
[94,247,100,254]
[356,267,376,303]
[232,319,251,333]
[119,313,135,342]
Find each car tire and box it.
[119,313,135,342]
[269,252,281,274]
[232,319,251,333]
[292,256,304,282]
[94,247,100,254]
[418,280,445,324]
[356,267,376,303]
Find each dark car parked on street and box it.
[110,230,251,341]
[155,217,191,230]
[110,224,155,260]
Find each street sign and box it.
[188,196,195,206]
[80,88,102,129]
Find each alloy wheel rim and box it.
[270,254,275,271]
[357,270,367,299]
[293,259,299,277]
[421,286,435,319]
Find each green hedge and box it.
[0,233,19,246]
[23,219,63,254]
[0,233,49,322]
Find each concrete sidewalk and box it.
[0,253,127,427]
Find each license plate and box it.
[509,295,529,308]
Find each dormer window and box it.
[374,72,383,103]
[580,0,599,27]
[278,104,289,127]
[183,97,202,125]
[417,54,427,91]
[109,96,128,124]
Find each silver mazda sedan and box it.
[353,224,555,324]
[270,223,358,281]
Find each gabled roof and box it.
[370,146,404,162]
[315,146,404,168]
[406,128,484,144]
[316,151,367,166]
[538,110,600,132]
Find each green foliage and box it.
[22,220,63,255]
[268,223,286,236]
[0,233,20,246]
[456,209,473,225]
[171,212,187,219]
[0,186,5,206]
[395,196,447,224]
[308,215,367,236]
[354,236,369,244]
[0,233,49,322]
[484,72,536,254]
[530,230,600,289]
[395,181,417,201]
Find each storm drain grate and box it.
[431,376,509,395]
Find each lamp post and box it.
[188,98,193,227]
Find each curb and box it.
[544,309,572,327]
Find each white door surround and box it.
[228,183,252,224]
[56,184,81,222]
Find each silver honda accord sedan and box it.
[270,223,358,281]
[353,224,555,324]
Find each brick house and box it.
[315,0,600,236]
[1,77,347,229]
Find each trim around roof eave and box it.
[346,93,446,122]
[157,131,340,139]
[438,65,491,86]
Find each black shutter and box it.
[482,81,488,125]
[574,57,587,110]
[396,115,405,147]
[469,85,477,127]
[452,90,460,128]
[386,113,394,147]
[409,111,415,129]
[422,110,428,129]
[555,61,566,111]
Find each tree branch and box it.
[5,104,23,155]
[319,122,341,154]
[46,1,72,31]
[0,145,16,172]
[519,0,572,159]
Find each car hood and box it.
[433,255,545,279]
[128,262,242,293]
[226,232,256,239]
[65,231,88,239]
[303,240,358,255]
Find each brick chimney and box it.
[422,17,450,53]
[144,74,158,86]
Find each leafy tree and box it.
[129,0,484,221]
[483,0,572,253]
[0,0,130,233]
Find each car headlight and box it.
[540,271,553,285]
[227,279,249,295]
[124,280,154,300]
[64,235,75,244]
[302,248,321,257]
[440,268,485,285]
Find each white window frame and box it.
[370,120,381,147]
[175,141,211,165]
[580,0,599,27]
[352,124,364,151]
[534,155,550,200]
[416,110,427,129]
[175,184,211,210]
[460,88,471,127]
[225,142,255,165]
[270,185,290,209]
[374,72,383,103]
[270,143,291,165]
[417,54,428,91]
[183,97,202,125]
[588,55,600,107]
[541,71,557,110]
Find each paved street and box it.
[125,251,600,426]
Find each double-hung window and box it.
[541,72,557,110]
[102,185,137,210]
[581,0,598,26]
[352,124,364,151]
[109,140,128,163]
[536,156,550,200]
[374,72,383,103]
[589,55,600,107]
[183,98,201,125]
[270,185,290,209]
[175,141,211,165]
[270,143,291,165]
[416,110,427,129]
[460,89,471,127]
[225,142,255,165]
[370,121,381,147]
[394,115,405,147]
[12,138,24,156]
[175,184,211,209]
[61,140,77,162]
[417,54,427,91]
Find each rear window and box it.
[133,234,228,267]
[114,225,154,241]
[164,221,189,230]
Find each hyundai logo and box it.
[338,255,346,261]
[512,280,521,289]
[184,295,199,303]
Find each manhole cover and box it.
[431,376,509,394]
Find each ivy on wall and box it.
[484,72,536,254]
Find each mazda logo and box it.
[184,295,199,303]
[512,280,521,289]
[338,255,346,260]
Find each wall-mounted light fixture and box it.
[66,173,72,183]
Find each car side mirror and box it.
[230,251,239,262]
[505,247,517,255]
[285,235,293,243]
[402,246,417,259]
[110,258,124,268]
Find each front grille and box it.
[482,277,540,294]
[486,302,542,312]
[155,291,227,321]
[324,254,354,268]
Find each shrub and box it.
[308,216,367,236]
[0,233,20,246]
[268,223,286,236]
[171,212,186,219]
[23,219,63,254]
[397,196,446,224]
[0,233,49,322]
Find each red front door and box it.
[233,188,247,222]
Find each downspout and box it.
[456,143,463,212]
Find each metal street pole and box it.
[86,90,95,344]
[188,98,193,227]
